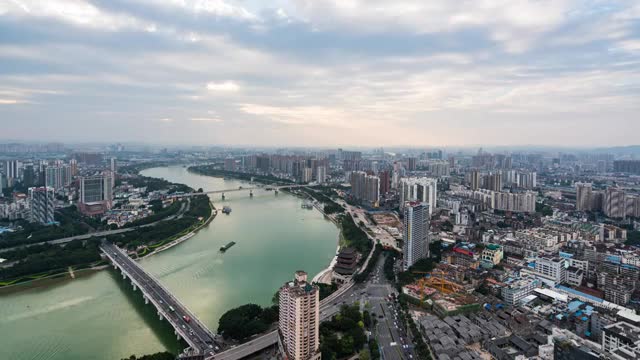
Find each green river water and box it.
[0,166,338,360]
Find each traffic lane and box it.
[105,246,214,349]
[373,299,403,360]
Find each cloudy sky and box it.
[0,0,639,147]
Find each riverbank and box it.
[0,198,216,291]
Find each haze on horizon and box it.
[0,0,639,147]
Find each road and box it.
[0,198,191,254]
[365,255,415,360]
[101,242,219,357]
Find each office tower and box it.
[28,187,55,224]
[403,202,430,271]
[576,182,594,211]
[78,174,113,215]
[448,156,455,169]
[4,160,21,181]
[278,271,320,360]
[316,166,326,184]
[469,169,481,190]
[604,187,626,219]
[378,170,390,195]
[399,177,437,215]
[109,158,118,176]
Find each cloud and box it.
[206,81,240,92]
[191,117,223,122]
[0,0,639,146]
[1,0,151,31]
[0,99,24,104]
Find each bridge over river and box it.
[101,242,220,358]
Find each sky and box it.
[0,0,639,147]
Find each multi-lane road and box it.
[101,242,219,357]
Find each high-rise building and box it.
[614,160,640,174]
[78,174,113,216]
[302,167,313,183]
[604,187,626,219]
[278,271,320,360]
[469,170,481,190]
[45,164,72,190]
[484,172,503,192]
[316,166,326,184]
[350,171,380,204]
[406,157,417,171]
[378,170,390,195]
[403,202,430,271]
[399,177,437,215]
[28,186,55,224]
[110,157,118,174]
[69,159,78,177]
[4,160,21,181]
[224,158,237,172]
[22,165,35,187]
[576,182,593,212]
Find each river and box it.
[0,166,338,360]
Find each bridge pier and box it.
[132,283,137,291]
[122,272,127,280]
[144,295,149,305]
[158,311,164,321]
[175,330,181,340]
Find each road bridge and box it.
[173,183,317,198]
[101,242,219,358]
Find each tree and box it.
[359,349,371,360]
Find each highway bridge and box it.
[101,242,219,358]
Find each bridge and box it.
[173,183,317,198]
[101,242,219,358]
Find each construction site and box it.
[403,264,481,317]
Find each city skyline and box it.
[1,1,639,146]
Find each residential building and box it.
[602,322,640,358]
[350,171,380,204]
[110,157,117,174]
[403,202,430,271]
[605,187,626,219]
[316,166,326,184]
[278,271,320,360]
[3,160,21,181]
[399,177,437,215]
[28,186,55,224]
[576,182,593,212]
